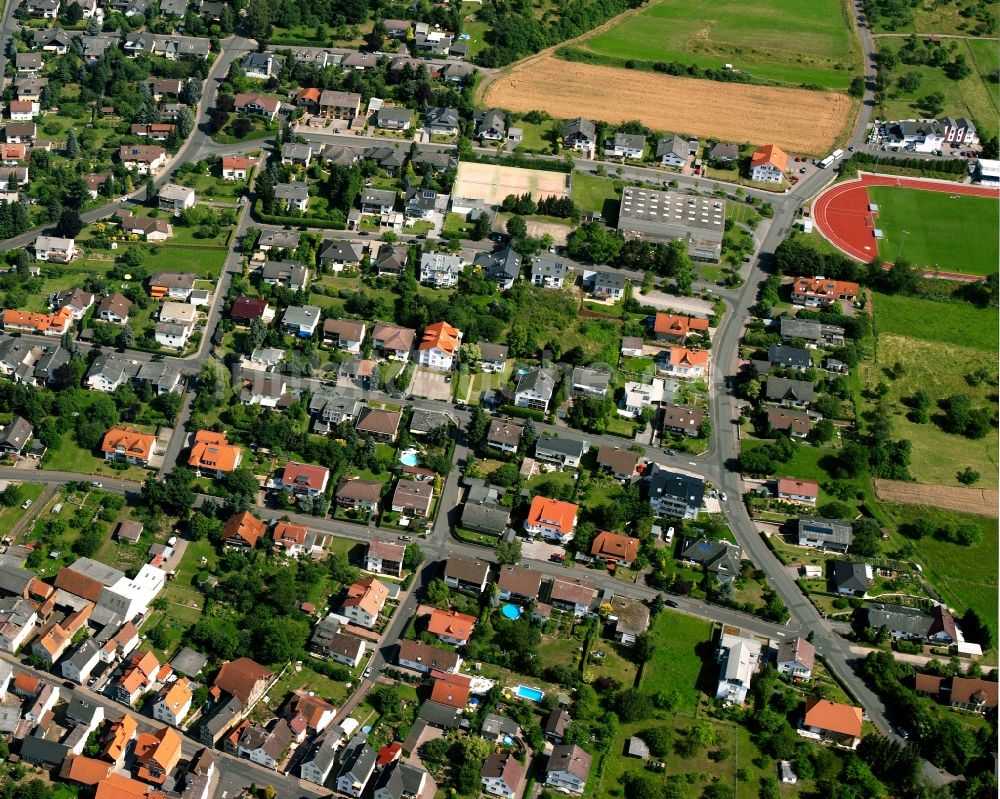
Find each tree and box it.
[613,688,652,722]
[621,773,660,799]
[495,538,521,565]
[65,129,80,159]
[119,325,134,349]
[175,106,194,140]
[142,467,195,516]
[810,418,835,444]
[506,215,527,239]
[956,467,981,485]
[851,517,882,557]
[56,209,83,238]
[848,75,866,97]
[403,544,423,571]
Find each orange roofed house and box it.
[797,698,863,749]
[102,713,138,764]
[2,306,73,336]
[417,320,462,371]
[652,313,709,343]
[524,496,578,544]
[790,277,860,308]
[427,608,477,646]
[590,531,639,568]
[188,430,243,478]
[101,427,158,467]
[658,347,709,380]
[94,773,156,799]
[340,577,389,629]
[134,727,182,785]
[750,144,789,184]
[114,650,162,707]
[221,511,266,551]
[222,156,253,181]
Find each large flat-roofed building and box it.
[617,187,725,262]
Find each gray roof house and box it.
[475,108,506,140]
[768,345,811,371]
[376,107,413,130]
[0,416,32,454]
[708,142,739,163]
[680,537,742,584]
[797,516,852,553]
[336,735,377,798]
[373,761,428,799]
[832,561,872,597]
[562,118,596,151]
[514,368,557,412]
[656,135,688,167]
[534,436,588,468]
[765,376,814,408]
[423,106,460,136]
[531,257,569,288]
[475,247,522,290]
[570,367,610,397]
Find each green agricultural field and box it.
[871,291,999,351]
[875,38,999,139]
[866,187,999,276]
[578,0,859,90]
[882,504,997,645]
[860,332,998,488]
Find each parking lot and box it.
[409,367,454,401]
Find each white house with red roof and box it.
[274,462,330,497]
[417,321,462,370]
[524,496,578,543]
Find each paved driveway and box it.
[410,368,453,401]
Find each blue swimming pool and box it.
[514,685,544,702]
[501,603,522,619]
[399,449,419,467]
[502,735,514,746]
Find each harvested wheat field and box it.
[483,55,853,154]
[454,161,570,206]
[874,479,999,518]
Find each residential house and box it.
[158,184,195,213]
[531,257,569,288]
[116,211,172,240]
[618,378,667,419]
[424,106,460,136]
[478,343,508,373]
[336,478,383,514]
[486,418,523,454]
[460,479,511,537]
[153,679,193,727]
[514,368,557,412]
[9,100,40,120]
[85,352,135,392]
[607,594,650,645]
[280,142,312,167]
[376,107,413,130]
[319,239,364,272]
[34,235,76,263]
[659,405,704,438]
[475,108,506,141]
[766,408,811,438]
[261,260,310,291]
[832,561,872,597]
[797,698,862,749]
[221,511,266,550]
[765,377,813,408]
[426,609,477,646]
[337,735,377,798]
[768,345,811,371]
[318,90,361,120]
[390,479,433,518]
[134,727,183,784]
[0,416,32,455]
[373,322,416,360]
[749,144,788,183]
[549,578,597,615]
[571,367,610,398]
[420,252,464,288]
[309,390,362,435]
[234,93,280,120]
[50,287,95,318]
[481,753,524,799]
[646,464,704,519]
[397,639,460,675]
[418,320,462,370]
[442,557,490,594]
[274,181,310,212]
[242,52,282,80]
[797,516,852,553]
[365,539,405,578]
[525,496,578,543]
[375,244,407,276]
[708,142,739,164]
[61,639,101,686]
[475,247,522,290]
[231,297,273,326]
[497,565,541,604]
[222,157,253,180]
[313,624,365,669]
[562,118,596,153]
[607,132,645,159]
[187,430,242,477]
[776,637,816,680]
[0,596,36,652]
[780,317,845,347]
[356,407,402,442]
[595,446,639,479]
[658,347,709,379]
[3,307,73,336]
[545,709,570,744]
[653,313,709,342]
[534,436,588,469]
[777,477,819,504]
[113,650,161,706]
[791,277,860,308]
[299,728,344,786]
[101,427,157,467]
[545,745,592,794]
[271,522,318,558]
[655,135,688,167]
[680,537,742,584]
[591,531,638,567]
[591,271,626,300]
[866,603,957,644]
[149,272,196,300]
[716,628,761,705]
[281,305,322,337]
[374,761,428,799]
[118,146,166,174]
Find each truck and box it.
[818,155,836,169]
[831,148,845,159]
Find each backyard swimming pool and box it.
[399,448,420,467]
[514,685,544,702]
[501,604,522,619]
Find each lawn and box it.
[740,438,865,498]
[871,291,998,351]
[570,171,621,215]
[881,504,998,645]
[0,483,45,540]
[578,0,859,90]
[511,119,555,153]
[866,186,999,275]
[638,610,713,716]
[43,438,151,482]
[859,333,998,488]
[875,38,999,139]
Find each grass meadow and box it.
[871,292,998,351]
[867,187,999,275]
[579,0,858,89]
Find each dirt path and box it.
[874,479,999,518]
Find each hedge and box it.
[252,200,347,230]
[499,404,546,422]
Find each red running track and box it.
[812,172,1000,263]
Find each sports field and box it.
[867,186,999,275]
[453,162,569,206]
[577,0,857,90]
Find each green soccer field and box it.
[578,0,858,90]
[867,186,999,276]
